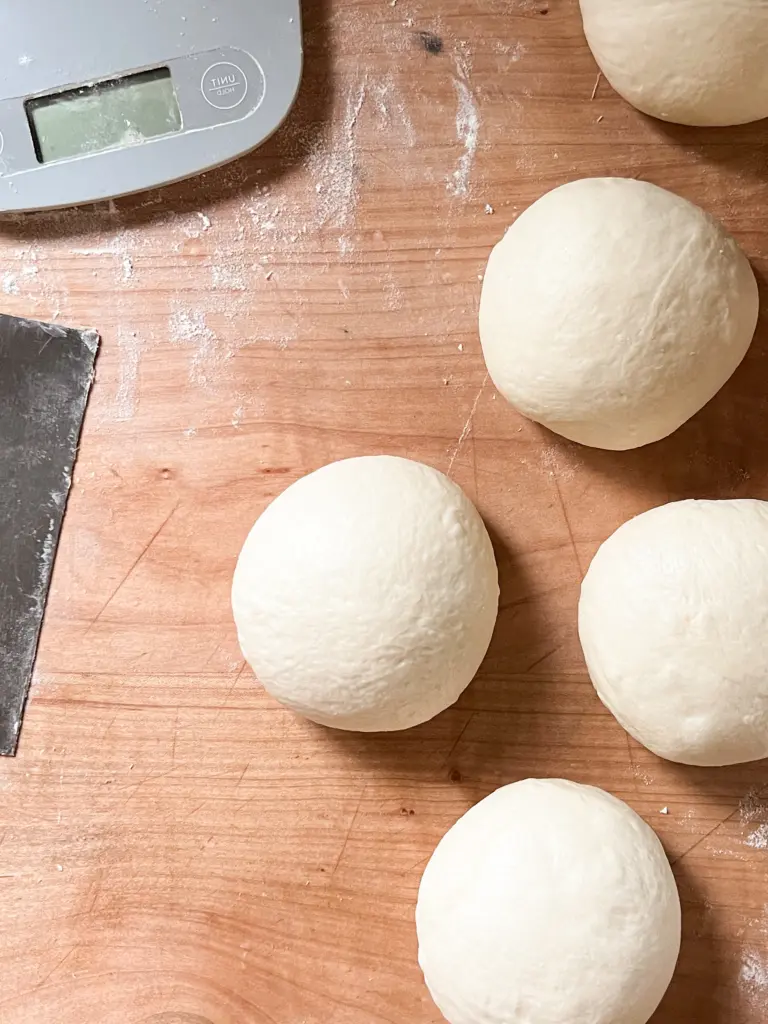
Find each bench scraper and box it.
[0,313,99,755]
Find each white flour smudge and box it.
[212,252,247,291]
[740,949,768,1007]
[740,788,766,824]
[70,227,141,285]
[540,445,576,482]
[747,824,768,849]
[2,273,19,295]
[383,265,404,310]
[309,78,367,240]
[169,306,222,388]
[114,327,142,422]
[630,762,653,787]
[494,39,526,61]
[447,50,479,198]
[246,72,369,258]
[178,211,213,240]
[372,72,416,147]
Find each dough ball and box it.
[580,499,768,766]
[416,779,681,1024]
[580,0,768,126]
[479,178,758,450]
[232,456,499,732]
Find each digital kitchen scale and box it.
[0,2,303,212]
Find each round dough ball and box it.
[416,779,681,1024]
[479,177,758,450]
[580,499,768,766]
[580,0,768,127]
[232,456,499,732]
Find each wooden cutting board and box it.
[0,1,767,1021]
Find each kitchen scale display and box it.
[0,1,303,211]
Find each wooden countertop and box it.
[1,1,768,1021]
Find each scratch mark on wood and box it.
[671,797,756,866]
[100,711,119,741]
[35,946,75,991]
[330,785,366,879]
[442,712,474,770]
[171,708,179,764]
[211,661,249,727]
[671,782,768,865]
[551,471,583,576]
[84,868,106,915]
[84,501,180,634]
[447,373,489,475]
[471,424,479,501]
[56,766,64,825]
[116,765,178,804]
[403,852,432,876]
[524,646,560,672]
[625,731,639,795]
[184,801,207,820]
[498,593,534,612]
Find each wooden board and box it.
[1,0,767,1020]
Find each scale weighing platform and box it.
[0,1,303,211]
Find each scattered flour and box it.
[169,306,222,388]
[740,949,768,1008]
[372,72,417,147]
[540,445,576,482]
[630,763,653,787]
[384,265,404,310]
[447,49,480,198]
[740,788,767,825]
[308,78,367,243]
[178,211,213,239]
[747,824,768,849]
[245,71,370,258]
[494,39,526,61]
[114,327,142,422]
[212,256,247,291]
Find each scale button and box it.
[201,62,249,110]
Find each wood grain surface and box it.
[1,1,768,1021]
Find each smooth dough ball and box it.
[479,177,758,450]
[416,779,681,1024]
[580,499,768,766]
[231,456,499,732]
[580,0,768,126]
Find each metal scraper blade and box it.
[0,314,99,755]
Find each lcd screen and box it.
[27,67,181,164]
